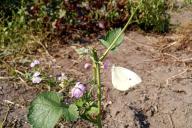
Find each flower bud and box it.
[71,82,86,99]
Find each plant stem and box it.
[96,62,102,128]
[99,1,142,61]
[92,49,102,128]
[93,63,97,84]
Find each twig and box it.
[58,88,65,93]
[3,100,24,108]
[162,53,192,63]
[162,53,180,61]
[180,57,192,63]
[18,77,30,88]
[159,41,178,52]
[168,114,175,128]
[14,69,25,76]
[2,105,11,128]
[0,76,14,80]
[166,68,189,85]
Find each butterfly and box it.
[111,65,142,91]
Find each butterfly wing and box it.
[111,65,142,91]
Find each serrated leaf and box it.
[28,92,63,128]
[75,99,84,107]
[87,107,99,116]
[63,104,79,121]
[83,106,98,124]
[100,28,124,50]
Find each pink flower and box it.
[71,82,86,99]
[30,60,40,68]
[84,63,91,69]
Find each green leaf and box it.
[75,99,84,107]
[83,106,98,124]
[63,104,79,122]
[87,107,99,116]
[99,28,124,50]
[99,39,110,48]
[28,92,63,128]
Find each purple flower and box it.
[30,60,40,68]
[84,63,91,69]
[71,82,86,99]
[75,82,86,92]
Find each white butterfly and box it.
[111,65,142,91]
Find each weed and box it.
[185,0,192,4]
[129,0,169,32]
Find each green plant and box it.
[129,0,169,32]
[185,0,192,4]
[0,0,43,57]
[27,1,142,128]
[0,0,55,57]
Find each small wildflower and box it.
[33,71,40,77]
[30,60,40,68]
[71,82,86,99]
[32,76,42,83]
[32,71,42,84]
[84,63,91,69]
[57,73,67,81]
[75,82,86,92]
